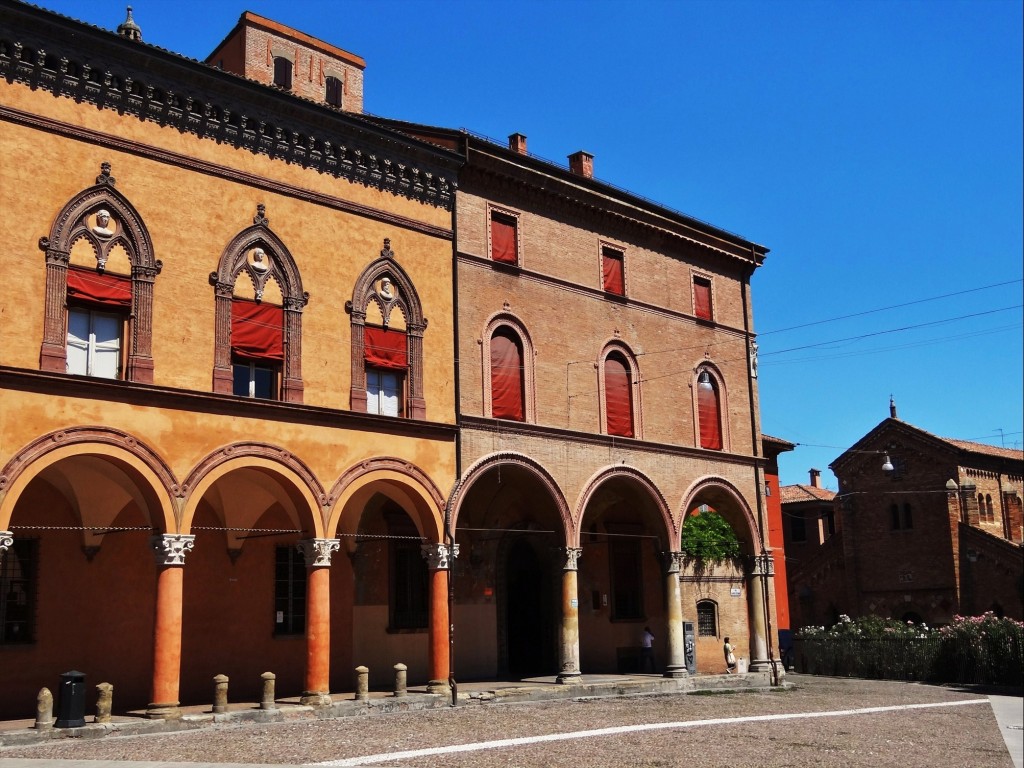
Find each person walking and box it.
[641,626,657,673]
[723,636,737,673]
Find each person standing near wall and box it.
[724,636,736,673]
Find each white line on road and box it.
[316,698,988,766]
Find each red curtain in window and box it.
[490,215,517,264]
[365,326,408,370]
[603,250,624,295]
[490,332,524,420]
[231,299,284,361]
[66,268,132,307]
[698,379,723,450]
[694,279,712,320]
[604,355,634,438]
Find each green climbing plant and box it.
[680,511,741,562]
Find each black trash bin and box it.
[54,670,86,728]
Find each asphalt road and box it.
[0,675,1018,767]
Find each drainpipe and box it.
[741,258,777,685]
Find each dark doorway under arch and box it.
[504,536,556,678]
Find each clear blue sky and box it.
[39,0,1024,487]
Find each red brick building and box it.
[367,121,780,679]
[783,404,1023,630]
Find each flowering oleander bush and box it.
[793,613,1024,686]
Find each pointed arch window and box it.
[349,240,427,419]
[490,329,525,421]
[604,353,634,438]
[696,369,723,450]
[211,208,307,402]
[482,314,535,423]
[39,164,160,383]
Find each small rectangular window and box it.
[367,369,402,417]
[821,510,836,540]
[1,539,38,644]
[790,513,807,543]
[233,360,278,399]
[602,246,624,295]
[490,212,518,264]
[325,76,343,107]
[693,276,713,321]
[696,601,717,637]
[67,307,123,379]
[274,545,306,636]
[273,57,293,90]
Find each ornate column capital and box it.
[0,531,13,564]
[660,551,684,574]
[421,542,459,570]
[559,547,583,571]
[150,534,195,566]
[751,552,774,577]
[297,538,340,568]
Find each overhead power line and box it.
[759,278,1022,336]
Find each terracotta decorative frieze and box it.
[0,427,180,506]
[151,534,195,566]
[421,542,459,570]
[0,32,456,210]
[297,538,340,568]
[448,452,573,541]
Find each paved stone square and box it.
[0,675,1018,767]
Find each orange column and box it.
[298,539,339,707]
[661,551,687,678]
[148,534,194,719]
[422,543,458,695]
[556,547,582,684]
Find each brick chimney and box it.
[509,133,528,154]
[568,150,593,179]
[809,468,821,488]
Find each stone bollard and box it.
[354,666,369,702]
[95,682,113,723]
[212,674,229,714]
[35,688,53,730]
[260,672,277,710]
[393,663,407,697]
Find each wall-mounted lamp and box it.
[697,370,713,390]
[881,453,894,472]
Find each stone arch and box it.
[447,451,572,542]
[327,458,445,547]
[347,240,427,418]
[0,426,178,534]
[597,339,643,439]
[481,310,537,423]
[574,464,675,548]
[678,475,760,554]
[38,163,161,382]
[691,359,730,452]
[210,205,308,402]
[180,442,326,538]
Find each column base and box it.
[747,658,771,672]
[556,672,582,685]
[662,665,688,679]
[145,703,181,720]
[426,678,450,695]
[300,691,332,707]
